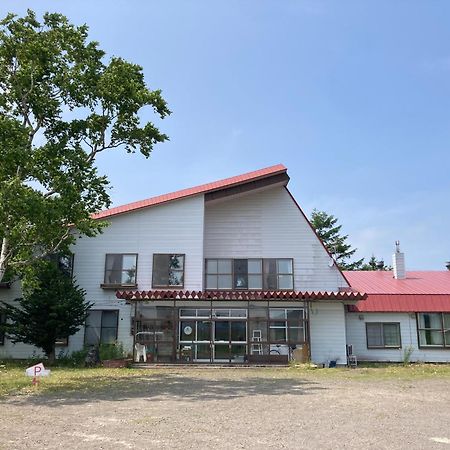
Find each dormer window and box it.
[152,254,185,288]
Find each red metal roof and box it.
[345,271,450,312]
[94,164,287,220]
[116,290,366,302]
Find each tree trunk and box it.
[0,237,8,283]
[47,345,56,366]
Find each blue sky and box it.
[2,1,450,269]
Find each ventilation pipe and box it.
[392,241,406,280]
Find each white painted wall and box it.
[204,187,348,291]
[309,302,348,365]
[346,312,450,363]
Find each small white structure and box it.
[25,363,51,378]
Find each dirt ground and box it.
[0,368,449,449]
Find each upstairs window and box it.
[103,254,137,287]
[205,258,293,290]
[366,322,401,348]
[152,254,185,288]
[418,313,450,348]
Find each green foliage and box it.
[0,10,170,281]
[360,255,391,271]
[310,209,364,270]
[56,347,89,367]
[99,342,126,360]
[0,261,93,363]
[402,346,414,365]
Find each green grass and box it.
[1,361,449,398]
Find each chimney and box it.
[392,241,406,280]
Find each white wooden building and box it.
[2,164,448,364]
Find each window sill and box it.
[100,284,138,290]
[367,346,402,350]
[152,285,184,289]
[418,345,450,350]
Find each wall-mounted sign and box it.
[183,325,193,335]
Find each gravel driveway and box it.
[1,368,449,449]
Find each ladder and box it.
[251,330,263,355]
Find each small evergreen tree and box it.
[310,209,364,270]
[360,255,391,271]
[0,260,92,364]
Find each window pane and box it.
[269,309,286,319]
[419,330,444,346]
[248,275,262,289]
[153,254,169,286]
[197,321,211,341]
[383,323,400,347]
[169,270,183,286]
[180,309,196,317]
[85,326,100,346]
[170,255,184,270]
[206,275,218,289]
[234,260,248,289]
[419,313,441,329]
[288,326,304,343]
[121,268,136,284]
[122,254,137,270]
[101,327,117,344]
[269,328,286,342]
[215,310,230,317]
[105,270,122,284]
[264,259,277,274]
[197,309,210,318]
[444,314,450,329]
[263,274,277,290]
[248,259,262,274]
[278,275,293,290]
[445,331,450,346]
[230,309,247,318]
[366,323,383,347]
[106,254,122,272]
[287,309,303,320]
[86,310,102,328]
[215,321,229,341]
[277,259,293,274]
[230,321,246,341]
[206,260,218,274]
[218,275,232,289]
[218,259,232,273]
[102,311,118,328]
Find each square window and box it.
[104,254,137,286]
[152,254,185,288]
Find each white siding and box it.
[309,302,348,365]
[204,187,348,291]
[0,195,205,358]
[346,312,450,363]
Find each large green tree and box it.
[0,260,92,363]
[0,10,170,282]
[310,209,364,270]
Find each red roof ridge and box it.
[93,164,287,220]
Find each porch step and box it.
[131,363,289,369]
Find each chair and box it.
[135,343,147,362]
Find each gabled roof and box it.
[345,271,450,312]
[94,164,287,220]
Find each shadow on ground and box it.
[5,373,326,407]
